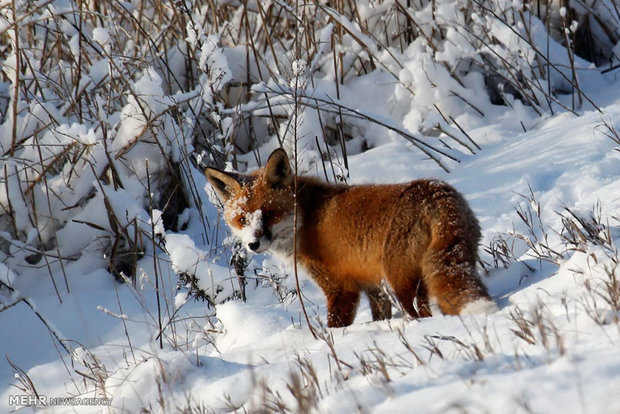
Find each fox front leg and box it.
[325,290,360,327]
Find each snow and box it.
[91,27,110,46]
[1,0,620,413]
[198,35,232,93]
[165,232,237,304]
[3,102,618,411]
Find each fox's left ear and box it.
[204,168,242,203]
[264,149,293,188]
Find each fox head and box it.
[205,149,296,257]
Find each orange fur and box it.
[205,149,494,327]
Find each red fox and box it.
[205,149,496,327]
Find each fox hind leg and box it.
[365,286,392,321]
[388,274,432,319]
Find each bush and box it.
[1,0,618,301]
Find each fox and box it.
[205,149,496,327]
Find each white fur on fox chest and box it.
[266,213,298,264]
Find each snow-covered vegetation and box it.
[1,0,620,412]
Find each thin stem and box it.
[146,159,164,349]
[292,0,318,340]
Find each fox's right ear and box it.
[264,149,293,188]
[204,168,242,203]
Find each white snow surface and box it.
[2,92,619,412]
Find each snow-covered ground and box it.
[2,1,620,412]
[2,85,619,412]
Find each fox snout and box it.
[238,212,272,253]
[247,240,260,252]
[245,229,272,253]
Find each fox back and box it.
[205,149,495,327]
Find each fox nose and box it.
[248,241,260,252]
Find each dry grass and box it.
[1,0,618,307]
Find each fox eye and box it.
[239,216,247,226]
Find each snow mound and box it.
[216,301,294,351]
